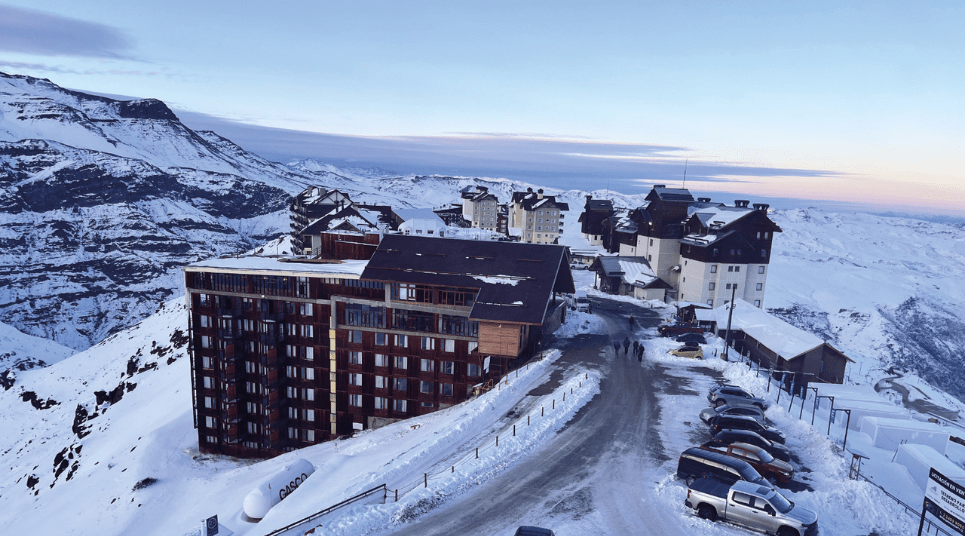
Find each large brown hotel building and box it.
[185,234,574,458]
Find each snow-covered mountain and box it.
[0,72,327,349]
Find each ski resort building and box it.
[583,186,782,307]
[184,235,574,458]
[461,186,501,232]
[509,188,569,244]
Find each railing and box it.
[263,484,388,536]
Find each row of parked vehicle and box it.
[676,384,819,536]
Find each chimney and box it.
[527,187,533,193]
[697,197,711,203]
[654,184,666,188]
[477,186,488,193]
[735,200,749,208]
[537,188,544,199]
[753,203,770,212]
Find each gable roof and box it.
[713,300,823,361]
[593,256,671,289]
[649,186,694,203]
[362,234,574,325]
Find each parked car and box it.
[514,527,555,536]
[700,442,794,485]
[658,322,705,337]
[676,447,771,488]
[708,414,786,444]
[574,290,591,313]
[675,332,707,344]
[669,344,703,359]
[708,385,769,410]
[685,478,818,536]
[706,430,792,463]
[699,403,767,425]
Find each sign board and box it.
[483,356,490,373]
[203,515,219,536]
[925,468,965,534]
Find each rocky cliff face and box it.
[0,72,320,349]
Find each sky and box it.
[1,1,963,216]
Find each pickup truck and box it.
[685,478,818,536]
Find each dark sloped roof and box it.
[362,235,573,325]
[652,186,695,203]
[585,199,613,211]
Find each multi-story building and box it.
[578,195,614,246]
[289,187,353,237]
[461,186,500,231]
[510,188,569,244]
[676,200,782,308]
[185,234,573,458]
[586,186,782,307]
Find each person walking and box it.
[628,314,634,326]
[612,341,620,355]
[623,337,631,355]
[632,340,639,355]
[637,342,645,362]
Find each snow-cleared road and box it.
[386,296,709,535]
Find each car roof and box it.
[719,429,769,443]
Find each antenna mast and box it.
[683,159,688,189]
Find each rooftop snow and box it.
[185,255,368,277]
[713,299,823,360]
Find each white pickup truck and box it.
[685,478,818,536]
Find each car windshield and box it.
[755,449,774,462]
[769,492,793,513]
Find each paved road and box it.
[387,296,684,535]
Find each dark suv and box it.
[709,414,786,444]
[676,447,771,488]
[708,385,769,410]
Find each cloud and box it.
[0,4,132,59]
[0,60,159,77]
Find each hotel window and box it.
[444,339,455,352]
[203,376,214,389]
[708,283,715,291]
[394,399,408,412]
[375,397,388,410]
[761,249,767,257]
[442,361,454,375]
[203,396,215,409]
[349,351,362,365]
[468,341,478,353]
[306,429,315,442]
[202,356,213,369]
[394,355,408,370]
[420,381,433,394]
[349,394,362,407]
[710,265,718,273]
[375,354,388,367]
[735,266,740,272]
[349,373,363,386]
[348,330,362,343]
[441,383,454,396]
[299,302,313,316]
[421,337,436,350]
[394,378,408,391]
[199,293,211,306]
[759,266,766,274]
[286,366,297,379]
[468,363,481,377]
[247,423,260,435]
[299,324,313,337]
[375,375,387,389]
[757,231,761,239]
[205,416,217,429]
[199,315,212,328]
[375,332,387,346]
[200,335,213,349]
[421,359,434,372]
[756,283,763,291]
[707,300,714,306]
[754,300,762,308]
[304,409,315,422]
[301,346,314,361]
[395,334,408,348]
[302,388,314,401]
[421,402,435,408]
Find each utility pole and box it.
[721,284,737,361]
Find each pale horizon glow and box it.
[0,1,962,216]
